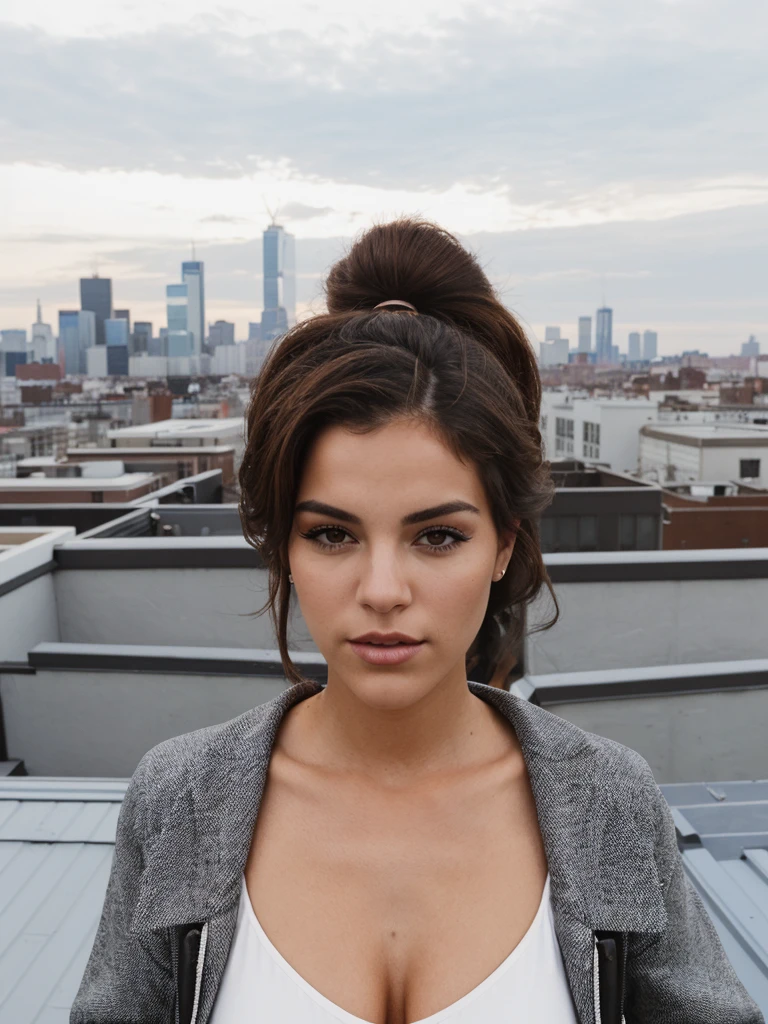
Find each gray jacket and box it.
[70,680,763,1024]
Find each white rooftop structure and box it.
[107,417,243,444]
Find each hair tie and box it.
[373,299,418,313]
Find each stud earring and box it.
[493,568,506,582]
[288,573,294,584]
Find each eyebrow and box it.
[294,499,481,526]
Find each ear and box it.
[495,518,520,571]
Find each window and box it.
[582,421,600,459]
[555,417,574,455]
[740,459,760,478]
[540,514,598,553]
[619,514,635,550]
[636,515,658,550]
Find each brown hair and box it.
[239,218,557,686]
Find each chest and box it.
[242,766,550,1024]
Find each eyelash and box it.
[299,524,471,555]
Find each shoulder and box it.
[127,682,320,834]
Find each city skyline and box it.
[1,0,767,353]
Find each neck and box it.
[290,668,499,781]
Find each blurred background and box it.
[1,0,768,1018]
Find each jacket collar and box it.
[131,681,667,937]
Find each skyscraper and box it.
[595,308,613,364]
[181,261,205,354]
[260,223,296,342]
[642,330,658,361]
[80,276,112,347]
[59,310,96,375]
[31,300,56,363]
[544,326,561,342]
[628,332,641,361]
[577,317,592,353]
[166,284,192,356]
[209,320,235,348]
[132,321,153,355]
[105,318,130,375]
[741,335,760,358]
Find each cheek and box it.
[426,562,491,641]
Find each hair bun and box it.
[325,218,540,423]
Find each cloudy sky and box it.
[2,0,767,354]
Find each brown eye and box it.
[424,530,449,546]
[325,528,347,545]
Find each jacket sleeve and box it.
[69,753,176,1023]
[624,778,764,1023]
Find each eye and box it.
[414,527,470,553]
[300,525,355,549]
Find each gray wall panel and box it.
[0,576,60,662]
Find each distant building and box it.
[30,301,56,363]
[539,338,569,367]
[181,261,205,354]
[166,284,192,357]
[642,329,658,361]
[132,321,152,355]
[595,308,613,364]
[639,423,768,485]
[577,317,592,353]
[86,345,108,377]
[540,393,661,473]
[114,309,131,333]
[544,326,561,342]
[628,331,641,360]
[105,318,129,376]
[211,342,246,375]
[542,460,662,552]
[209,320,235,348]
[741,335,760,358]
[260,223,296,342]
[0,329,28,376]
[80,276,112,346]
[59,310,96,375]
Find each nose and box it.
[355,544,412,614]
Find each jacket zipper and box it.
[593,933,626,1024]
[189,922,209,1024]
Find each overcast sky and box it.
[2,0,767,354]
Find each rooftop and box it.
[107,417,243,439]
[642,423,768,444]
[0,474,158,492]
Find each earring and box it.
[493,568,506,582]
[288,573,294,584]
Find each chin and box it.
[338,669,439,712]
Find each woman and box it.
[71,219,762,1024]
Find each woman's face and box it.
[287,417,516,711]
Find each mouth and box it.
[348,635,426,666]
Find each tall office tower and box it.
[166,284,192,357]
[628,331,641,361]
[595,307,613,363]
[181,261,205,354]
[59,310,96,375]
[544,326,561,342]
[115,309,131,333]
[741,335,760,357]
[209,320,235,348]
[80,275,112,346]
[577,317,592,353]
[260,223,296,342]
[30,300,55,363]
[105,318,130,376]
[132,321,152,355]
[0,329,27,376]
[642,329,658,361]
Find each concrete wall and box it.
[0,575,60,661]
[0,668,288,776]
[547,688,768,783]
[526,575,768,675]
[54,567,317,651]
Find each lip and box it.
[350,631,422,644]
[348,632,426,667]
[349,640,425,666]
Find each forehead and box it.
[297,418,489,514]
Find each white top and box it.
[209,873,578,1023]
